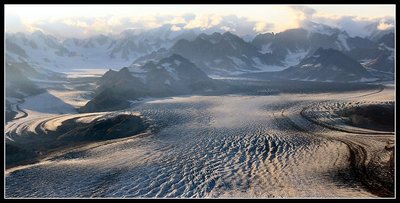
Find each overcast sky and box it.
[5,4,395,39]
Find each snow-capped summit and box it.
[302,21,341,36]
[250,22,394,73]
[133,31,282,75]
[5,26,199,72]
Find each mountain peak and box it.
[280,48,372,82]
[32,30,45,36]
[302,21,340,36]
[120,67,130,73]
[119,28,145,38]
[197,33,209,40]
[223,31,233,35]
[222,31,239,38]
[211,32,222,37]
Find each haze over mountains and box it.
[6,22,394,76]
[6,24,199,71]
[132,31,282,75]
[5,21,395,113]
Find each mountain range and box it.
[5,24,198,71]
[5,22,395,113]
[132,31,282,75]
[80,54,225,112]
[6,22,394,76]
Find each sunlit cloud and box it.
[290,6,316,21]
[289,5,395,37]
[253,22,274,33]
[5,5,395,39]
[377,20,394,30]
[184,14,223,30]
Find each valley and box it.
[4,73,395,197]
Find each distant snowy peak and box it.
[129,54,211,85]
[132,31,278,76]
[251,22,394,71]
[63,35,115,53]
[8,30,71,55]
[166,31,282,74]
[119,28,146,38]
[7,31,106,70]
[6,22,394,77]
[30,30,63,47]
[93,25,197,62]
[81,54,222,112]
[302,21,341,36]
[6,26,199,71]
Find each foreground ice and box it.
[5,88,394,198]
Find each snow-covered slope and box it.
[278,48,376,82]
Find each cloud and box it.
[377,19,394,30]
[169,16,187,24]
[335,16,377,37]
[290,6,316,20]
[5,6,395,39]
[176,14,259,36]
[171,25,182,31]
[288,6,394,37]
[210,15,257,36]
[6,7,273,39]
[5,14,33,33]
[184,14,223,30]
[63,19,88,28]
[253,22,275,33]
[220,26,234,32]
[308,15,395,37]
